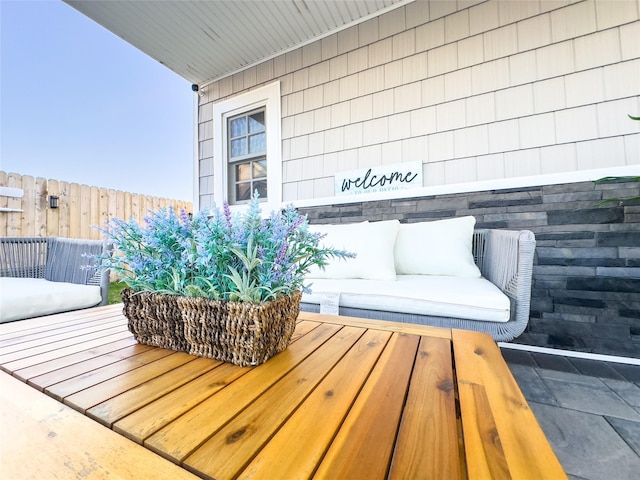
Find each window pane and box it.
[249,133,265,154]
[254,180,267,199]
[235,163,251,181]
[230,117,246,138]
[249,111,265,133]
[253,159,267,178]
[230,138,247,158]
[236,183,251,201]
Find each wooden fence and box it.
[0,171,193,240]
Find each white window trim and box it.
[213,81,281,214]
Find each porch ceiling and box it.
[63,0,406,88]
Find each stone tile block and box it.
[607,417,640,457]
[601,378,640,408]
[530,402,640,480]
[569,358,627,380]
[508,363,558,405]
[539,373,640,421]
[533,353,580,373]
[610,364,640,383]
[547,208,624,225]
[598,232,640,247]
[501,348,536,367]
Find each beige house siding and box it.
[196,0,640,209]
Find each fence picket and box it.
[46,179,60,237]
[0,171,7,235]
[0,171,192,239]
[34,177,47,237]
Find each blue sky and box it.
[1,0,194,201]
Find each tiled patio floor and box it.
[502,348,640,480]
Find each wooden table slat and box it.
[13,336,141,382]
[63,351,197,413]
[238,328,392,479]
[183,324,376,479]
[301,311,453,339]
[0,372,199,480]
[313,332,420,480]
[0,318,126,356]
[144,322,346,461]
[87,356,223,427]
[388,335,462,480]
[113,361,250,443]
[0,323,130,363]
[0,330,134,372]
[452,329,567,480]
[0,305,121,338]
[0,313,122,347]
[43,346,175,401]
[26,342,153,389]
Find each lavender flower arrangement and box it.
[95,196,353,303]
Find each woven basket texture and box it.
[121,288,301,366]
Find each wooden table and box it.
[0,304,566,479]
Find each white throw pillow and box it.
[394,216,481,277]
[306,220,399,280]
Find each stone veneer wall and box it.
[298,179,640,358]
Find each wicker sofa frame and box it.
[301,229,536,342]
[0,237,111,312]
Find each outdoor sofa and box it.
[0,237,110,323]
[301,217,536,342]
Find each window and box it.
[227,109,267,204]
[212,82,281,213]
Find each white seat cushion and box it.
[306,220,399,281]
[394,216,481,277]
[302,275,510,323]
[0,278,102,323]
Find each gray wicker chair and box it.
[0,237,111,309]
[301,229,536,342]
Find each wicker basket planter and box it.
[121,288,301,366]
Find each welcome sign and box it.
[335,161,423,197]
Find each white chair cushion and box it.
[306,220,399,281]
[302,275,510,323]
[0,278,102,323]
[394,216,481,277]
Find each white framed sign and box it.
[335,161,423,197]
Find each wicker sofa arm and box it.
[473,229,536,339]
[0,237,111,307]
[0,237,49,278]
[45,238,111,307]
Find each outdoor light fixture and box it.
[49,195,59,209]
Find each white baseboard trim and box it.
[498,342,640,366]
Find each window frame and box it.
[213,81,281,213]
[227,108,267,205]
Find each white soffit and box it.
[63,0,407,87]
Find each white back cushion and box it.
[307,220,399,280]
[394,216,481,277]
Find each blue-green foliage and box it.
[94,197,354,303]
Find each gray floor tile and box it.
[530,402,640,480]
[532,353,581,373]
[537,368,610,388]
[569,357,627,380]
[601,377,640,408]
[610,363,640,383]
[501,348,537,367]
[606,417,640,457]
[507,363,558,406]
[542,377,640,421]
